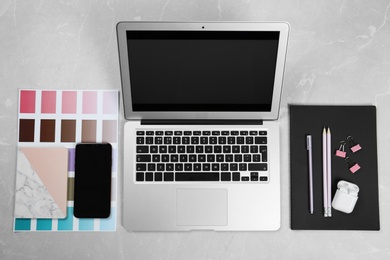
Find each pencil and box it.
[327,127,332,217]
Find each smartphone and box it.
[74,143,112,218]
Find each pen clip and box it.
[306,135,312,150]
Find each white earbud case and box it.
[332,180,359,214]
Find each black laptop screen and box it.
[126,31,280,112]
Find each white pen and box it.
[307,135,314,214]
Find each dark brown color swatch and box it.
[61,120,76,142]
[19,119,35,142]
[40,119,56,142]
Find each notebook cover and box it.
[289,105,380,230]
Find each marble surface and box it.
[1,0,390,259]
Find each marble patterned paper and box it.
[15,148,68,219]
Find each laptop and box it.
[116,22,289,231]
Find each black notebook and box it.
[290,105,380,230]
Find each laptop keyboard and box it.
[135,130,269,183]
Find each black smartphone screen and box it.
[74,143,112,218]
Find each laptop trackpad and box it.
[176,189,228,226]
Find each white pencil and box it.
[327,127,332,217]
[322,127,328,217]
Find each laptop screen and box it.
[126,31,280,112]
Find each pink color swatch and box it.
[103,91,118,114]
[62,91,77,114]
[20,90,36,113]
[82,91,97,114]
[41,91,57,113]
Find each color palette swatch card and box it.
[14,89,119,232]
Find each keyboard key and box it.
[155,137,163,144]
[202,163,211,171]
[164,172,174,181]
[145,172,153,181]
[146,137,153,144]
[228,137,235,144]
[259,131,267,135]
[212,131,220,135]
[164,137,172,144]
[159,146,167,153]
[218,137,226,144]
[165,131,173,135]
[166,163,174,171]
[136,172,144,181]
[255,137,267,144]
[137,155,151,162]
[136,131,145,135]
[251,172,259,181]
[248,163,267,171]
[155,172,162,181]
[150,146,158,153]
[230,163,238,171]
[146,131,154,135]
[173,137,181,144]
[194,163,201,171]
[174,131,182,135]
[246,137,253,144]
[239,163,247,171]
[241,176,249,181]
[148,163,155,171]
[180,155,188,162]
[137,146,148,153]
[184,131,192,135]
[136,137,144,144]
[240,131,248,135]
[191,137,199,144]
[184,163,192,171]
[175,163,183,171]
[250,131,258,135]
[157,163,165,171]
[260,176,268,181]
[232,172,240,181]
[212,163,219,171]
[175,172,219,181]
[136,164,146,171]
[171,155,178,162]
[178,146,185,153]
[221,172,231,181]
[221,163,229,171]
[156,131,163,135]
[193,131,201,135]
[214,146,222,153]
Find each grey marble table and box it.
[1,0,390,259]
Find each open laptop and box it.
[117,22,289,231]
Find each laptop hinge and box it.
[141,120,263,125]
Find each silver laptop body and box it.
[117,22,289,231]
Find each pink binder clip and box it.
[335,141,346,158]
[347,136,362,153]
[345,157,361,174]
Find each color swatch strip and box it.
[15,89,119,232]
